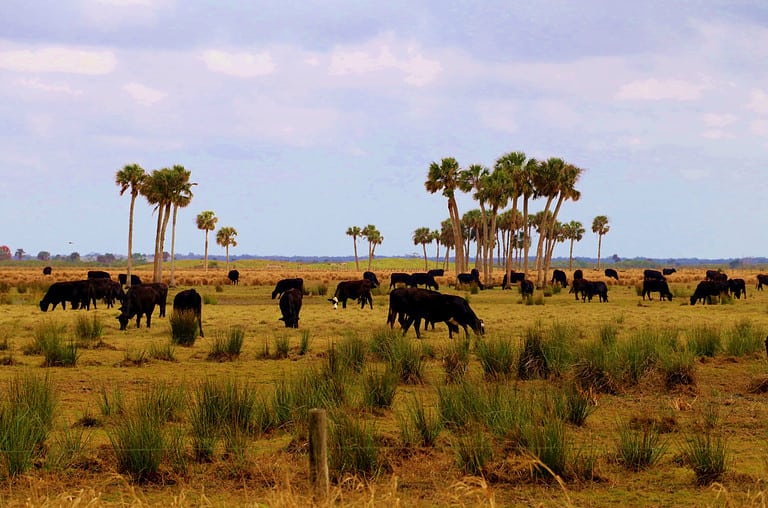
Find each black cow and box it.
[173,288,204,336]
[705,270,727,283]
[87,278,124,309]
[143,283,168,317]
[727,278,746,299]
[118,273,142,286]
[40,281,78,311]
[520,279,534,298]
[42,266,52,276]
[570,278,588,300]
[662,268,677,276]
[457,271,484,290]
[117,285,159,330]
[643,269,665,281]
[329,280,373,309]
[408,272,439,290]
[584,281,609,302]
[228,269,240,285]
[278,288,303,328]
[363,271,380,288]
[551,269,567,288]
[389,272,412,289]
[690,281,728,305]
[604,268,619,280]
[272,278,304,300]
[387,287,484,339]
[642,279,673,301]
[87,270,111,279]
[427,269,444,278]
[756,274,768,291]
[502,271,526,289]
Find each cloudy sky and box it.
[2,1,767,260]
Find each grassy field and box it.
[1,263,768,507]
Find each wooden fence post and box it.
[309,408,329,499]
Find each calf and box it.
[604,268,619,280]
[173,288,204,336]
[551,269,567,288]
[329,279,373,309]
[727,278,746,299]
[642,279,673,301]
[272,278,304,299]
[662,268,677,276]
[643,269,665,281]
[456,271,484,289]
[757,274,768,291]
[520,279,534,298]
[228,269,240,285]
[117,285,158,330]
[408,272,439,290]
[389,272,411,289]
[502,271,526,289]
[278,288,303,328]
[42,266,52,276]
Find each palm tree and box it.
[531,158,562,287]
[216,226,238,273]
[541,162,583,286]
[439,219,454,270]
[412,227,433,271]
[592,215,610,269]
[431,230,441,269]
[141,167,176,282]
[115,163,147,287]
[425,157,466,274]
[14,248,24,260]
[562,220,585,270]
[480,167,510,283]
[346,226,362,270]
[495,151,531,284]
[361,224,382,270]
[462,209,483,269]
[461,164,490,279]
[168,165,195,287]
[196,211,218,271]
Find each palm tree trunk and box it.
[170,204,178,287]
[422,244,428,271]
[226,246,230,273]
[597,235,603,269]
[448,198,464,274]
[569,240,575,270]
[434,241,440,269]
[353,237,359,271]
[153,205,164,283]
[127,193,136,288]
[156,202,172,283]
[204,230,210,271]
[522,197,531,277]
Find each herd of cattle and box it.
[36,265,768,340]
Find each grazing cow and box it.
[584,281,609,302]
[117,285,159,330]
[389,272,412,289]
[271,278,304,300]
[643,269,665,281]
[118,274,142,286]
[408,272,439,290]
[551,269,567,288]
[427,269,444,278]
[727,278,747,299]
[363,271,380,288]
[329,279,373,309]
[40,281,80,311]
[502,271,526,289]
[604,268,619,280]
[87,270,111,279]
[228,269,240,285]
[756,274,768,291]
[662,268,677,276]
[87,278,124,309]
[42,266,52,276]
[705,270,727,283]
[278,288,303,328]
[387,287,484,339]
[173,288,204,336]
[573,269,584,281]
[520,279,534,298]
[642,279,673,301]
[457,271,484,290]
[690,280,728,305]
[570,278,589,300]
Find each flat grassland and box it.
[1,262,768,507]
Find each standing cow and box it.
[329,280,373,309]
[117,285,159,330]
[228,270,240,285]
[278,288,303,328]
[173,288,204,336]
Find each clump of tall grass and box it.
[453,426,493,476]
[660,348,697,390]
[148,342,176,362]
[442,338,471,383]
[618,327,661,385]
[361,368,398,410]
[521,416,570,479]
[30,320,78,366]
[98,385,125,417]
[299,330,311,355]
[169,310,199,346]
[560,382,597,427]
[686,325,721,357]
[73,313,104,346]
[725,318,763,357]
[273,335,290,359]
[436,380,487,430]
[376,333,424,384]
[336,334,367,373]
[544,322,577,378]
[599,323,619,346]
[573,340,619,394]
[108,406,167,482]
[398,394,443,448]
[475,336,517,380]
[135,382,186,423]
[47,424,92,470]
[518,326,549,380]
[615,418,667,471]
[202,293,217,305]
[314,283,328,296]
[208,327,244,361]
[24,319,64,355]
[482,384,529,444]
[681,432,728,485]
[329,412,386,480]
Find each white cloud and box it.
[615,78,708,101]
[702,113,736,128]
[16,78,82,96]
[747,89,768,114]
[0,46,116,75]
[122,82,166,105]
[477,100,518,134]
[201,50,275,78]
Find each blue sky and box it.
[1,1,767,260]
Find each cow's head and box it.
[328,296,339,309]
[39,300,49,312]
[117,313,130,330]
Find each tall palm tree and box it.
[541,162,583,286]
[412,227,433,271]
[592,215,610,269]
[431,230,441,269]
[425,157,465,274]
[346,226,362,270]
[439,218,454,270]
[168,165,195,287]
[115,163,146,288]
[562,220,585,270]
[216,226,238,273]
[495,151,530,285]
[461,164,490,278]
[462,209,483,269]
[361,224,382,270]
[196,211,218,271]
[531,158,562,287]
[481,168,510,283]
[141,167,176,282]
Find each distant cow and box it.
[389,272,411,289]
[387,287,484,339]
[278,288,303,328]
[143,282,168,317]
[643,269,665,281]
[690,280,728,306]
[228,269,240,285]
[118,273,142,286]
[42,266,52,276]
[363,271,380,288]
[173,288,204,336]
[727,278,746,299]
[117,285,159,330]
[408,272,439,290]
[87,270,111,279]
[662,268,677,276]
[551,269,567,288]
[272,278,304,300]
[88,278,124,309]
[329,280,373,309]
[604,268,619,280]
[502,271,526,289]
[457,271,484,290]
[427,269,444,278]
[40,281,79,311]
[705,270,727,283]
[757,274,768,291]
[520,279,534,298]
[642,279,673,301]
[570,278,588,300]
[573,269,584,281]
[584,281,609,302]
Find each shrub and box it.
[170,310,199,346]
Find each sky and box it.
[1,1,768,261]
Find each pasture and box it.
[1,263,768,507]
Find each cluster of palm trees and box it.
[424,153,610,288]
[115,164,238,286]
[345,225,383,271]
